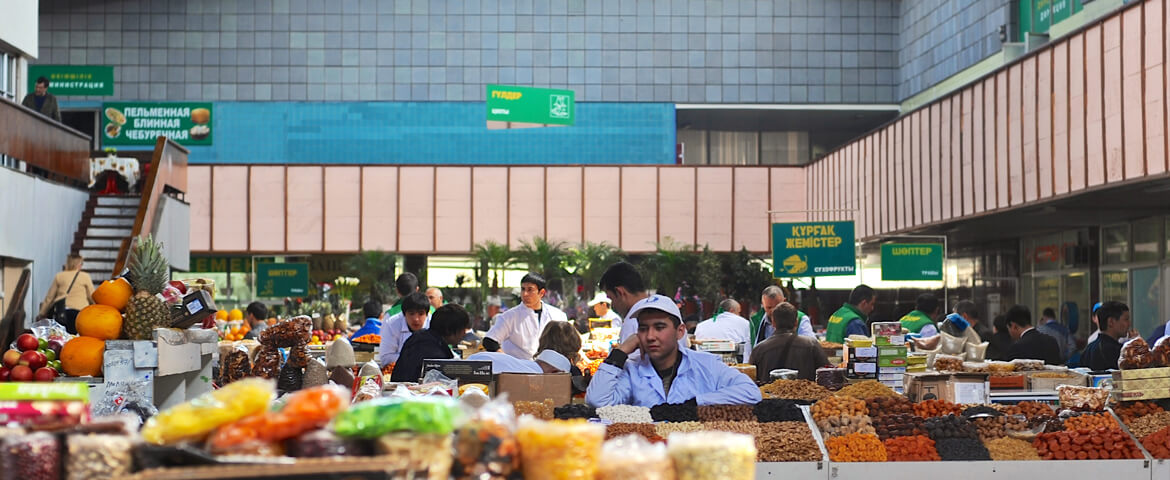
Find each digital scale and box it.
[170,290,217,329]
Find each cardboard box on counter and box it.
[903,372,989,404]
[495,373,571,404]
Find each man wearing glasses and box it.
[483,272,569,360]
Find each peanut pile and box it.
[759,379,832,401]
[837,380,901,399]
[654,422,703,438]
[604,423,661,442]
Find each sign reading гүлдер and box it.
[486,84,575,129]
[772,221,856,277]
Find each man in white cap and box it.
[585,294,762,407]
[468,349,572,374]
[588,291,623,330]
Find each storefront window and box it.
[1131,267,1161,340]
[1061,273,1090,340]
[1102,270,1129,303]
[1102,225,1130,265]
[1133,217,1162,263]
[1165,217,1170,260]
[1034,276,1060,317]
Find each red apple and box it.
[33,367,57,382]
[2,350,20,369]
[9,365,32,382]
[16,334,39,352]
[0,366,10,382]
[168,280,188,294]
[19,350,46,370]
[46,339,65,356]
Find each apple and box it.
[10,365,32,382]
[46,339,64,356]
[47,360,61,371]
[2,350,20,369]
[16,334,39,352]
[0,367,10,382]
[33,367,57,382]
[19,351,46,370]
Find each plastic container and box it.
[668,431,756,480]
[516,418,604,480]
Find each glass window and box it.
[1102,224,1130,265]
[1021,237,1034,274]
[1034,233,1063,271]
[1134,217,1161,263]
[1061,273,1091,340]
[1165,217,1170,260]
[1131,267,1160,341]
[1102,270,1129,304]
[1035,276,1060,319]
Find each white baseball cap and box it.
[587,292,612,306]
[535,350,571,373]
[626,294,682,324]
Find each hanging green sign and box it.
[486,84,575,127]
[256,263,309,298]
[101,102,213,146]
[27,65,114,96]
[772,221,856,277]
[881,243,944,281]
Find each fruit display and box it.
[350,333,379,344]
[1033,428,1144,460]
[824,432,887,462]
[758,379,831,401]
[1064,412,1120,431]
[883,435,940,461]
[1113,401,1164,424]
[754,421,823,462]
[124,235,172,340]
[984,436,1042,460]
[811,395,868,420]
[1,333,65,382]
[912,399,963,418]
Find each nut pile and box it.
[597,405,653,424]
[1005,401,1055,419]
[605,423,662,443]
[983,436,1041,460]
[972,416,1028,441]
[812,395,868,420]
[913,399,962,418]
[872,414,927,440]
[1063,412,1120,431]
[755,422,823,462]
[1139,425,1170,459]
[66,434,134,480]
[1028,415,1066,433]
[837,380,901,399]
[753,399,804,423]
[924,415,978,440]
[759,379,832,401]
[960,405,1002,418]
[934,437,991,461]
[883,435,940,461]
[514,400,555,420]
[865,396,913,417]
[700,421,761,436]
[668,432,755,480]
[824,432,887,462]
[1033,428,1144,460]
[816,368,846,391]
[1115,401,1165,424]
[649,402,698,422]
[816,415,876,438]
[1125,411,1170,438]
[554,404,597,420]
[697,405,755,422]
[654,422,703,438]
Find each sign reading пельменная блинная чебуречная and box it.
[772,221,856,278]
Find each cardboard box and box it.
[420,359,493,386]
[848,361,877,379]
[878,357,907,367]
[903,372,989,404]
[1111,367,1170,381]
[495,373,572,405]
[848,346,878,359]
[1112,387,1170,402]
[1029,371,1088,391]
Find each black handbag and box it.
[49,271,81,322]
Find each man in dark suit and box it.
[1004,305,1063,365]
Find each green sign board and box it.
[772,221,856,277]
[101,102,213,146]
[881,243,944,281]
[486,84,575,126]
[28,65,114,96]
[256,263,309,298]
[1019,0,1084,37]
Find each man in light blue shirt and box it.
[586,294,762,407]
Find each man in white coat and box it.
[695,298,753,362]
[483,272,568,359]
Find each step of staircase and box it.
[79,247,119,261]
[90,215,135,227]
[94,196,140,207]
[94,206,138,216]
[82,237,125,249]
[87,226,133,237]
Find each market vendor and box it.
[467,350,572,374]
[390,304,472,383]
[378,292,431,367]
[483,273,569,359]
[749,302,828,382]
[899,293,939,335]
[751,285,813,345]
[585,294,762,407]
[349,300,384,340]
[1004,304,1063,365]
[588,291,623,330]
[1081,301,1131,370]
[825,285,876,344]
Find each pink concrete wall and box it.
[1145,0,1167,176]
[435,167,472,253]
[360,167,397,251]
[659,168,696,245]
[397,167,434,252]
[323,166,360,252]
[733,167,770,251]
[695,167,732,251]
[286,166,323,252]
[582,167,620,247]
[188,165,211,251]
[211,166,248,251]
[620,167,658,251]
[470,167,508,246]
[508,167,544,248]
[1085,26,1106,187]
[249,166,285,252]
[545,167,583,246]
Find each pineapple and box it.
[124,234,172,340]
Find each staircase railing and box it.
[0,269,31,350]
[112,136,189,276]
[0,97,91,185]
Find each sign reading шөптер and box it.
[772,221,856,278]
[486,84,575,127]
[881,243,944,281]
[256,263,309,298]
[28,65,114,96]
[101,102,213,146]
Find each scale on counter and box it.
[170,290,217,329]
[695,339,743,364]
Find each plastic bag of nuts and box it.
[697,405,755,422]
[597,434,674,480]
[668,432,756,480]
[1119,337,1154,370]
[1057,385,1109,411]
[2,432,60,480]
[933,354,964,372]
[514,399,556,421]
[66,433,134,480]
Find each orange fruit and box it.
[228,309,244,321]
[75,305,123,340]
[92,278,133,311]
[60,336,106,377]
[215,310,229,320]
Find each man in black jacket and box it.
[1004,305,1063,365]
[390,304,472,383]
[1081,301,1131,371]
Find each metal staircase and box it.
[72,193,138,283]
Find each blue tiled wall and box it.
[184,101,675,164]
